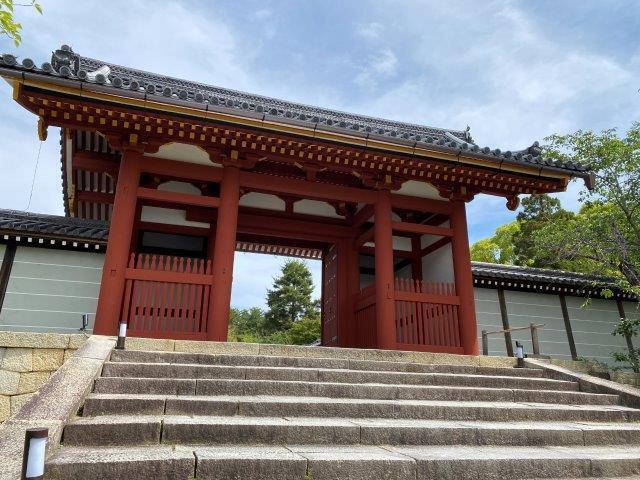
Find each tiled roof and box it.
[0,45,590,178]
[471,261,619,290]
[0,210,108,241]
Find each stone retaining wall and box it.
[0,331,89,423]
[548,357,640,388]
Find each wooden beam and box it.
[137,221,211,237]
[239,170,377,204]
[390,194,452,215]
[73,150,119,176]
[392,221,453,237]
[352,204,374,228]
[421,237,452,256]
[139,156,224,183]
[394,291,460,305]
[137,187,220,209]
[354,226,375,249]
[76,190,115,204]
[360,246,413,259]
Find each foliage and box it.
[228,259,321,346]
[612,314,640,372]
[0,0,42,46]
[470,221,519,264]
[512,195,574,268]
[264,259,319,334]
[537,123,640,293]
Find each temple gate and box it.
[0,45,592,354]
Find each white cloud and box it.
[354,22,384,39]
[353,48,398,89]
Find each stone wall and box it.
[548,357,640,388]
[0,331,89,423]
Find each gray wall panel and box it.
[474,288,509,356]
[564,297,628,364]
[0,247,104,333]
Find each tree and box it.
[0,0,42,46]
[536,123,640,292]
[264,259,318,333]
[470,222,519,264]
[228,307,265,343]
[512,194,574,268]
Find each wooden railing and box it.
[394,278,461,353]
[353,283,377,348]
[121,253,213,340]
[352,277,462,353]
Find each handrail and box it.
[481,322,545,357]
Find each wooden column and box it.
[559,294,578,360]
[616,298,639,373]
[374,189,396,349]
[450,200,479,355]
[497,288,514,357]
[0,243,17,315]
[94,149,141,335]
[207,164,240,341]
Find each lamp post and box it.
[115,320,127,350]
[21,428,48,479]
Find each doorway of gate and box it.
[232,235,336,347]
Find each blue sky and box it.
[0,0,638,308]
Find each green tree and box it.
[0,0,42,46]
[470,221,519,264]
[228,307,265,343]
[536,123,640,291]
[264,259,318,333]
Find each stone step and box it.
[91,377,619,406]
[61,415,640,447]
[101,361,578,391]
[110,349,545,377]
[45,444,640,480]
[82,394,640,422]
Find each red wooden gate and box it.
[121,253,213,340]
[321,244,339,346]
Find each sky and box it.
[0,0,638,308]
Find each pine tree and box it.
[264,260,318,333]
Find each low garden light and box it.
[115,321,127,350]
[21,428,48,479]
[515,341,525,368]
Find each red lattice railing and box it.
[352,277,462,353]
[394,278,461,352]
[121,253,213,340]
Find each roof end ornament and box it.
[51,44,79,75]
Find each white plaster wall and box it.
[565,296,630,364]
[421,243,455,283]
[394,181,446,200]
[294,200,343,218]
[474,287,507,356]
[0,247,104,333]
[239,192,286,211]
[145,142,222,167]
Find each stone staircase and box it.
[44,348,640,479]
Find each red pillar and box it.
[374,189,396,350]
[207,164,240,341]
[94,149,141,335]
[450,200,479,355]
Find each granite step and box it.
[44,444,640,480]
[90,377,620,406]
[61,415,640,447]
[100,361,579,391]
[110,349,546,377]
[82,394,640,422]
